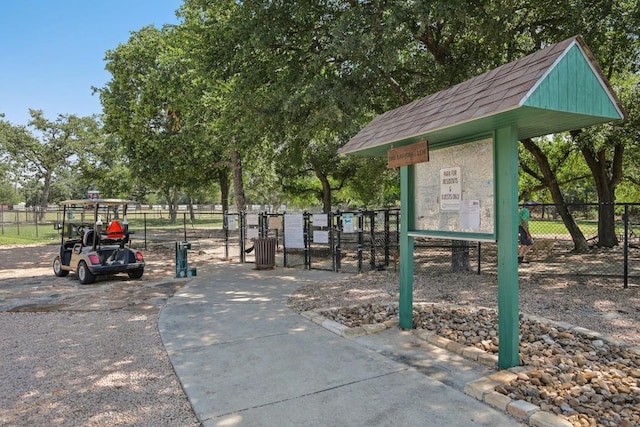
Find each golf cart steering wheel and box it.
[77,225,88,236]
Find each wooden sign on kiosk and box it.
[387,141,429,168]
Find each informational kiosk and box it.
[339,36,625,368]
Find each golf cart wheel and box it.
[53,256,69,277]
[128,268,144,279]
[77,261,96,284]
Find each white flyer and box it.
[284,213,305,248]
[312,213,328,227]
[313,230,329,244]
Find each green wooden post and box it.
[495,126,520,368]
[399,165,415,329]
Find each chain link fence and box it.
[410,203,640,288]
[2,203,640,285]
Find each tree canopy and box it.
[0,110,101,215]
[2,0,639,244]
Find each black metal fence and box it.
[216,209,401,274]
[2,203,640,285]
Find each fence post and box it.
[384,209,390,268]
[329,212,335,272]
[283,213,288,267]
[240,211,246,263]
[183,213,187,242]
[335,210,342,272]
[223,211,230,261]
[624,204,629,289]
[357,209,364,273]
[143,213,147,250]
[305,212,311,270]
[274,214,281,265]
[260,212,266,239]
[369,211,376,270]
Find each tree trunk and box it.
[231,147,246,212]
[578,135,623,248]
[597,202,617,247]
[165,189,178,223]
[312,164,332,214]
[521,138,589,252]
[219,169,230,213]
[451,240,470,272]
[40,172,52,221]
[188,197,195,221]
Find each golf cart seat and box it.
[83,229,95,247]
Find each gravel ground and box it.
[2,242,639,426]
[288,270,640,347]
[0,311,200,427]
[288,270,640,427]
[0,244,207,427]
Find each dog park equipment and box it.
[339,36,625,368]
[175,241,197,277]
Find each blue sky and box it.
[0,1,183,127]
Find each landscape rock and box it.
[315,302,640,426]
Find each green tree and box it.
[497,0,639,248]
[0,119,20,204]
[75,132,134,199]
[0,110,98,218]
[520,135,593,251]
[398,0,638,249]
[177,1,280,212]
[620,77,640,200]
[179,0,407,212]
[113,0,640,228]
[100,24,226,220]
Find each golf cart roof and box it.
[60,199,135,206]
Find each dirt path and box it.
[0,243,224,312]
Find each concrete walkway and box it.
[159,263,522,426]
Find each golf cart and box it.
[53,199,145,284]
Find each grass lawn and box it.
[0,216,224,246]
[0,230,60,245]
[529,219,598,236]
[530,218,637,240]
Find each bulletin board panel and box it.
[412,136,495,241]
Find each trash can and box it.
[254,238,276,270]
[175,241,191,278]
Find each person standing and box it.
[518,201,538,264]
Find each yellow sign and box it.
[387,141,429,168]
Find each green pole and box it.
[495,126,521,368]
[399,165,415,329]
